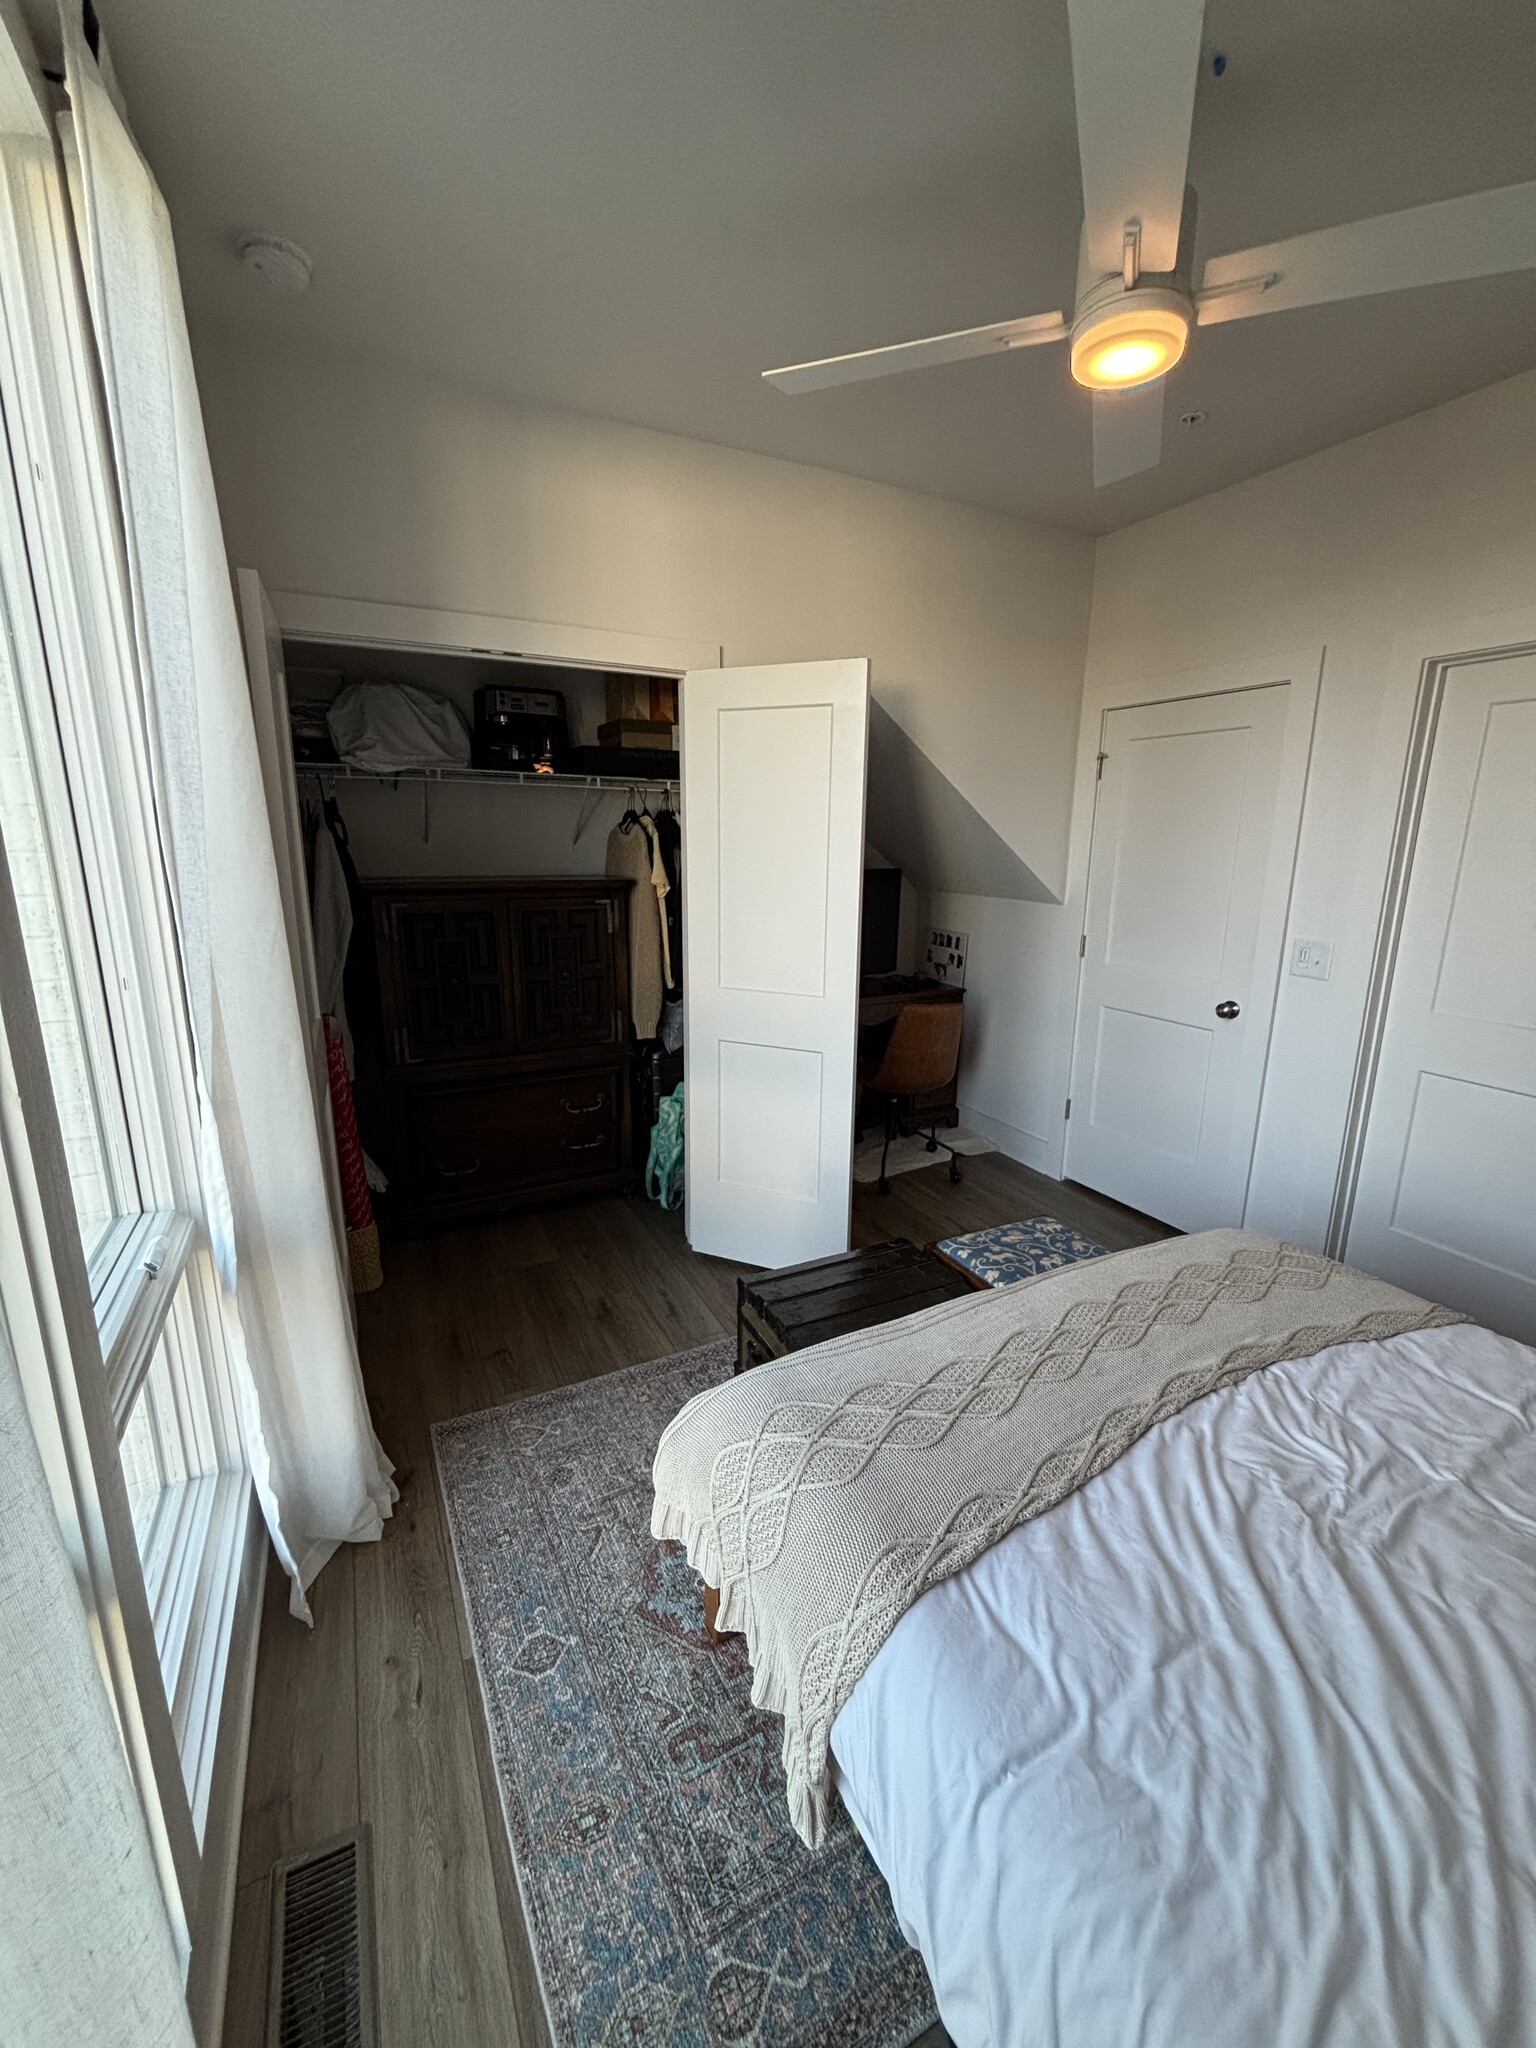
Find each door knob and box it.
[1215,1001,1240,1020]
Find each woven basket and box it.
[347,1220,384,1294]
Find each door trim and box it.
[1328,616,1536,1259]
[1052,646,1324,1203]
[266,587,721,679]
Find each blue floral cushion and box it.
[937,1214,1108,1287]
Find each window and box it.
[0,107,250,1960]
[0,562,136,1267]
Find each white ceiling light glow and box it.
[1069,290,1190,390]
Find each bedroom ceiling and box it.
[99,0,1536,534]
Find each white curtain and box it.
[61,20,394,1618]
[0,1318,195,2048]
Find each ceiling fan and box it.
[761,0,1536,486]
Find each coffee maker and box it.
[473,684,569,773]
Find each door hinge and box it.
[1064,1096,1072,1121]
[1095,751,1108,781]
[1079,932,1087,957]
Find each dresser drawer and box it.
[403,1068,624,1206]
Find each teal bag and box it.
[645,1082,685,1210]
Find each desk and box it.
[858,974,965,1130]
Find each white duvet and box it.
[830,1322,1536,2048]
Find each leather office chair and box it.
[858,1000,966,1195]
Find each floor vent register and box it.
[267,1832,378,2048]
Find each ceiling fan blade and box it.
[762,311,1067,394]
[1068,0,1208,277]
[1197,178,1536,326]
[1093,383,1164,486]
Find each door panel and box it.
[1067,684,1291,1230]
[1091,1007,1213,1161]
[1104,725,1251,977]
[717,703,833,996]
[1347,653,1536,1338]
[513,900,618,1050]
[684,659,869,1267]
[717,1040,824,1200]
[389,898,511,1063]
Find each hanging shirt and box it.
[311,815,354,1072]
[654,807,683,995]
[606,820,663,1038]
[639,812,675,990]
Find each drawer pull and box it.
[434,1157,482,1179]
[564,1135,607,1153]
[560,1094,606,1116]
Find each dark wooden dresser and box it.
[371,877,634,1227]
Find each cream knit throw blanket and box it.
[651,1230,1466,1846]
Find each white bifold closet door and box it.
[1347,651,1536,1341]
[682,659,870,1267]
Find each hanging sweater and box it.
[606,821,663,1038]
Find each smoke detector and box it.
[238,233,313,294]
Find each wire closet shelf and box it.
[294,760,679,847]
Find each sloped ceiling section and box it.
[865,700,1055,904]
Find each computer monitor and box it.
[861,867,902,976]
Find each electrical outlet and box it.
[924,927,968,987]
[1289,936,1333,981]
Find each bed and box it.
[653,1234,1536,2048]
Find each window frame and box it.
[0,58,252,1960]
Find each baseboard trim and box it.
[956,1102,1058,1176]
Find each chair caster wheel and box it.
[925,1136,938,1152]
[949,1162,963,1183]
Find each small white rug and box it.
[852,1126,998,1184]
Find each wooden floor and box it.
[221,1155,1170,2048]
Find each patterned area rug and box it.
[433,1340,937,2048]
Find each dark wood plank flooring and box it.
[221,1156,1169,2048]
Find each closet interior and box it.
[288,631,685,1231]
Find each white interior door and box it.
[1347,651,1536,1339]
[683,658,869,1267]
[1067,684,1291,1230]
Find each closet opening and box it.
[277,625,686,1240]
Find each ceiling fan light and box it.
[1070,296,1190,390]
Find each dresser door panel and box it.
[388,898,512,1063]
[514,900,619,1050]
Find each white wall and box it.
[199,328,1536,1220]
[195,324,1094,898]
[1035,366,1536,1242]
[919,892,1070,1172]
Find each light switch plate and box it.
[1289,936,1333,981]
[924,927,968,987]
